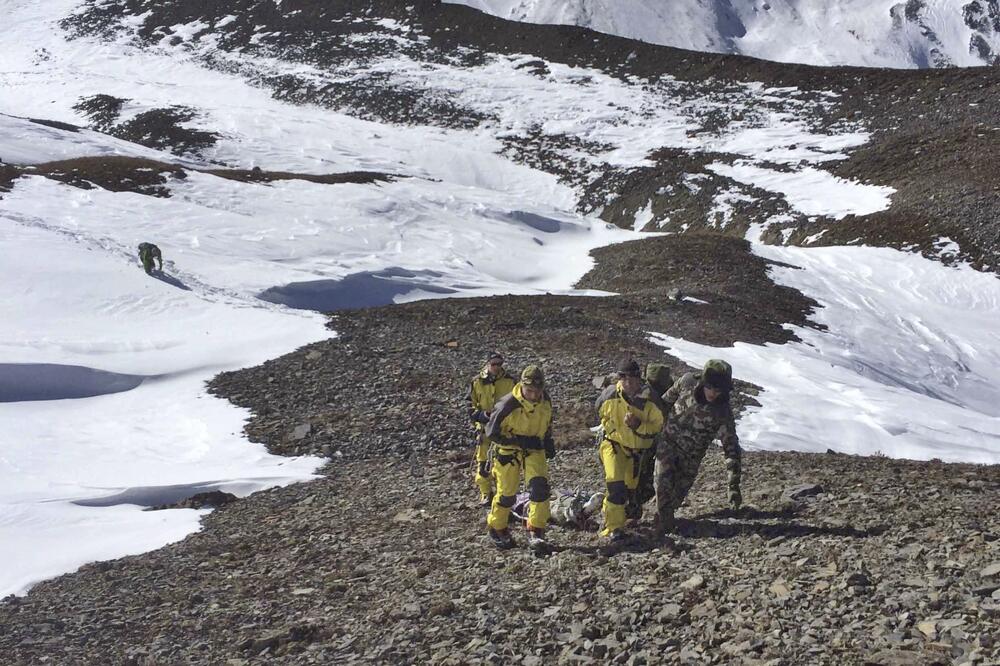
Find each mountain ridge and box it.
[448,0,1000,68]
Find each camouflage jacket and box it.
[662,372,740,462]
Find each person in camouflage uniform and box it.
[137,242,163,275]
[512,489,604,531]
[655,359,742,533]
[625,363,673,522]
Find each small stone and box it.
[689,601,716,619]
[429,601,456,617]
[291,587,315,596]
[291,423,311,440]
[980,562,1000,577]
[845,572,871,587]
[816,562,838,578]
[972,584,998,597]
[916,621,937,639]
[655,604,681,621]
[680,575,705,591]
[870,650,927,666]
[392,509,426,523]
[783,484,823,500]
[769,581,791,599]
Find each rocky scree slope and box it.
[0,445,997,663]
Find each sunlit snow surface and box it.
[652,235,1000,465]
[0,0,634,596]
[0,0,996,598]
[447,0,1000,69]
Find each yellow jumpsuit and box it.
[484,383,554,531]
[595,381,664,535]
[467,368,515,501]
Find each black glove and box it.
[478,461,490,477]
[471,410,490,424]
[544,439,556,460]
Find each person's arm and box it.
[594,383,616,413]
[485,393,519,446]
[467,381,489,425]
[595,385,619,439]
[634,400,664,436]
[543,418,556,459]
[660,375,686,413]
[719,408,742,509]
[660,373,697,424]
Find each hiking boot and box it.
[654,511,676,536]
[479,493,493,507]
[488,527,515,550]
[607,528,629,543]
[526,527,548,551]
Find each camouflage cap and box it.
[521,364,545,387]
[703,359,733,391]
[644,363,673,391]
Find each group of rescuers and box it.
[468,352,741,550]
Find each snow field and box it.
[0,0,644,596]
[447,0,1000,69]
[652,230,1000,465]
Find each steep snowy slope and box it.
[448,0,1000,68]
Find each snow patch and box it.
[708,161,894,219]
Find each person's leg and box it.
[599,439,629,537]
[487,448,521,534]
[473,434,493,503]
[633,440,658,509]
[523,450,550,532]
[670,447,706,512]
[623,447,641,521]
[655,441,681,531]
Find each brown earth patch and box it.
[2,155,399,198]
[16,156,185,197]
[204,168,394,186]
